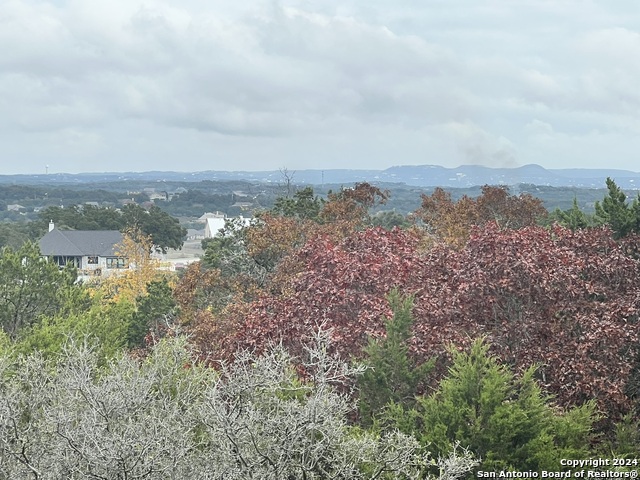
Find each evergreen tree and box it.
[551,197,590,230]
[594,177,634,238]
[271,186,323,221]
[358,291,434,426]
[385,338,597,472]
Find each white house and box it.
[204,215,252,238]
[204,216,227,238]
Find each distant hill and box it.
[1,164,638,189]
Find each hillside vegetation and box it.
[1,178,640,476]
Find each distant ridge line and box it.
[1,164,639,189]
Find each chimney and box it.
[49,220,55,232]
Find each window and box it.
[106,257,128,269]
[87,256,98,264]
[53,256,80,268]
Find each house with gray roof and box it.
[39,222,127,279]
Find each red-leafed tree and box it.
[410,224,640,419]
[194,227,424,363]
[193,223,640,422]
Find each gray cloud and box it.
[0,0,639,173]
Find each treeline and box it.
[0,203,186,253]
[1,179,640,476]
[0,184,122,206]
[0,175,628,224]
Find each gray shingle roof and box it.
[39,229,124,257]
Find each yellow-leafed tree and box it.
[95,228,165,305]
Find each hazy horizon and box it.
[1,1,639,175]
[2,163,640,178]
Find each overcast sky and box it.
[1,0,639,174]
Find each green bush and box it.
[385,338,598,472]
